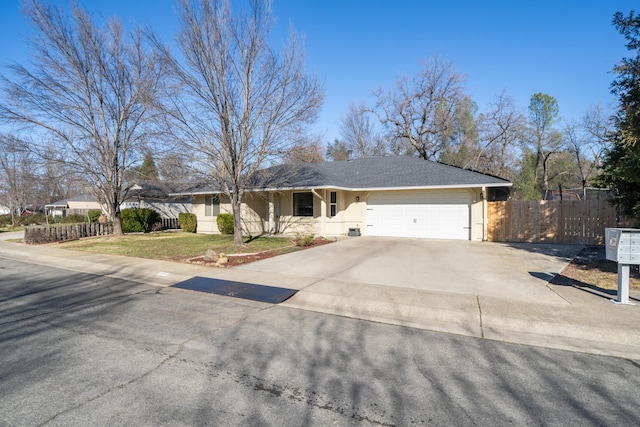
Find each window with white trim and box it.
[293,192,314,217]
[330,191,337,217]
[204,195,220,216]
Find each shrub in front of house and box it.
[294,233,315,247]
[1,213,51,227]
[87,210,102,223]
[120,208,161,233]
[0,214,13,227]
[60,213,87,224]
[216,213,234,235]
[22,213,50,226]
[179,213,197,233]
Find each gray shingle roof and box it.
[250,156,511,190]
[179,156,512,194]
[46,194,97,207]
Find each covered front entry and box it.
[366,190,471,240]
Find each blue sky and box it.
[1,0,636,143]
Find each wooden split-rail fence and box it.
[24,222,115,244]
[24,217,182,244]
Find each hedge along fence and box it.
[24,222,114,244]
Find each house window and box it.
[204,195,220,216]
[330,191,337,217]
[293,192,314,217]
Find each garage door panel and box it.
[367,191,471,240]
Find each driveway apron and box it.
[236,237,584,305]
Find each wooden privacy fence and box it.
[25,222,114,244]
[488,200,620,245]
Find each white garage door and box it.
[366,190,471,240]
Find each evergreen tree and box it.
[126,152,160,183]
[597,11,640,221]
[138,152,160,182]
[325,139,350,161]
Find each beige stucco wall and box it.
[272,191,322,236]
[191,187,489,240]
[67,201,101,211]
[241,193,269,235]
[191,190,360,237]
[272,189,365,237]
[191,194,232,234]
[469,188,484,242]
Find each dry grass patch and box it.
[553,246,640,291]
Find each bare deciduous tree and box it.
[562,105,614,191]
[284,132,325,163]
[372,55,466,160]
[0,0,163,234]
[154,0,323,246]
[339,102,385,158]
[581,104,613,170]
[564,122,597,190]
[0,135,38,225]
[156,152,194,185]
[475,91,526,179]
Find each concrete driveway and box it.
[237,237,584,305]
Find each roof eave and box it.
[336,183,513,191]
[172,182,512,196]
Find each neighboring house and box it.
[177,156,512,241]
[125,182,192,219]
[0,204,9,215]
[45,195,102,218]
[45,184,192,220]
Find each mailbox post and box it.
[605,228,640,304]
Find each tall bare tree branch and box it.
[152,0,323,246]
[475,91,526,179]
[0,0,163,234]
[371,55,466,160]
[339,101,385,159]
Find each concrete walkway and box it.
[1,236,639,360]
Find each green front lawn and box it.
[0,226,24,233]
[58,232,295,261]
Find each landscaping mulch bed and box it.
[551,245,640,291]
[187,237,334,268]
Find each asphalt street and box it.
[1,257,640,426]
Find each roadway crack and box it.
[627,358,640,370]
[229,372,396,426]
[38,336,196,427]
[476,296,485,339]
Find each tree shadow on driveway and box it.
[502,242,584,262]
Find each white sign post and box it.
[605,228,640,304]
